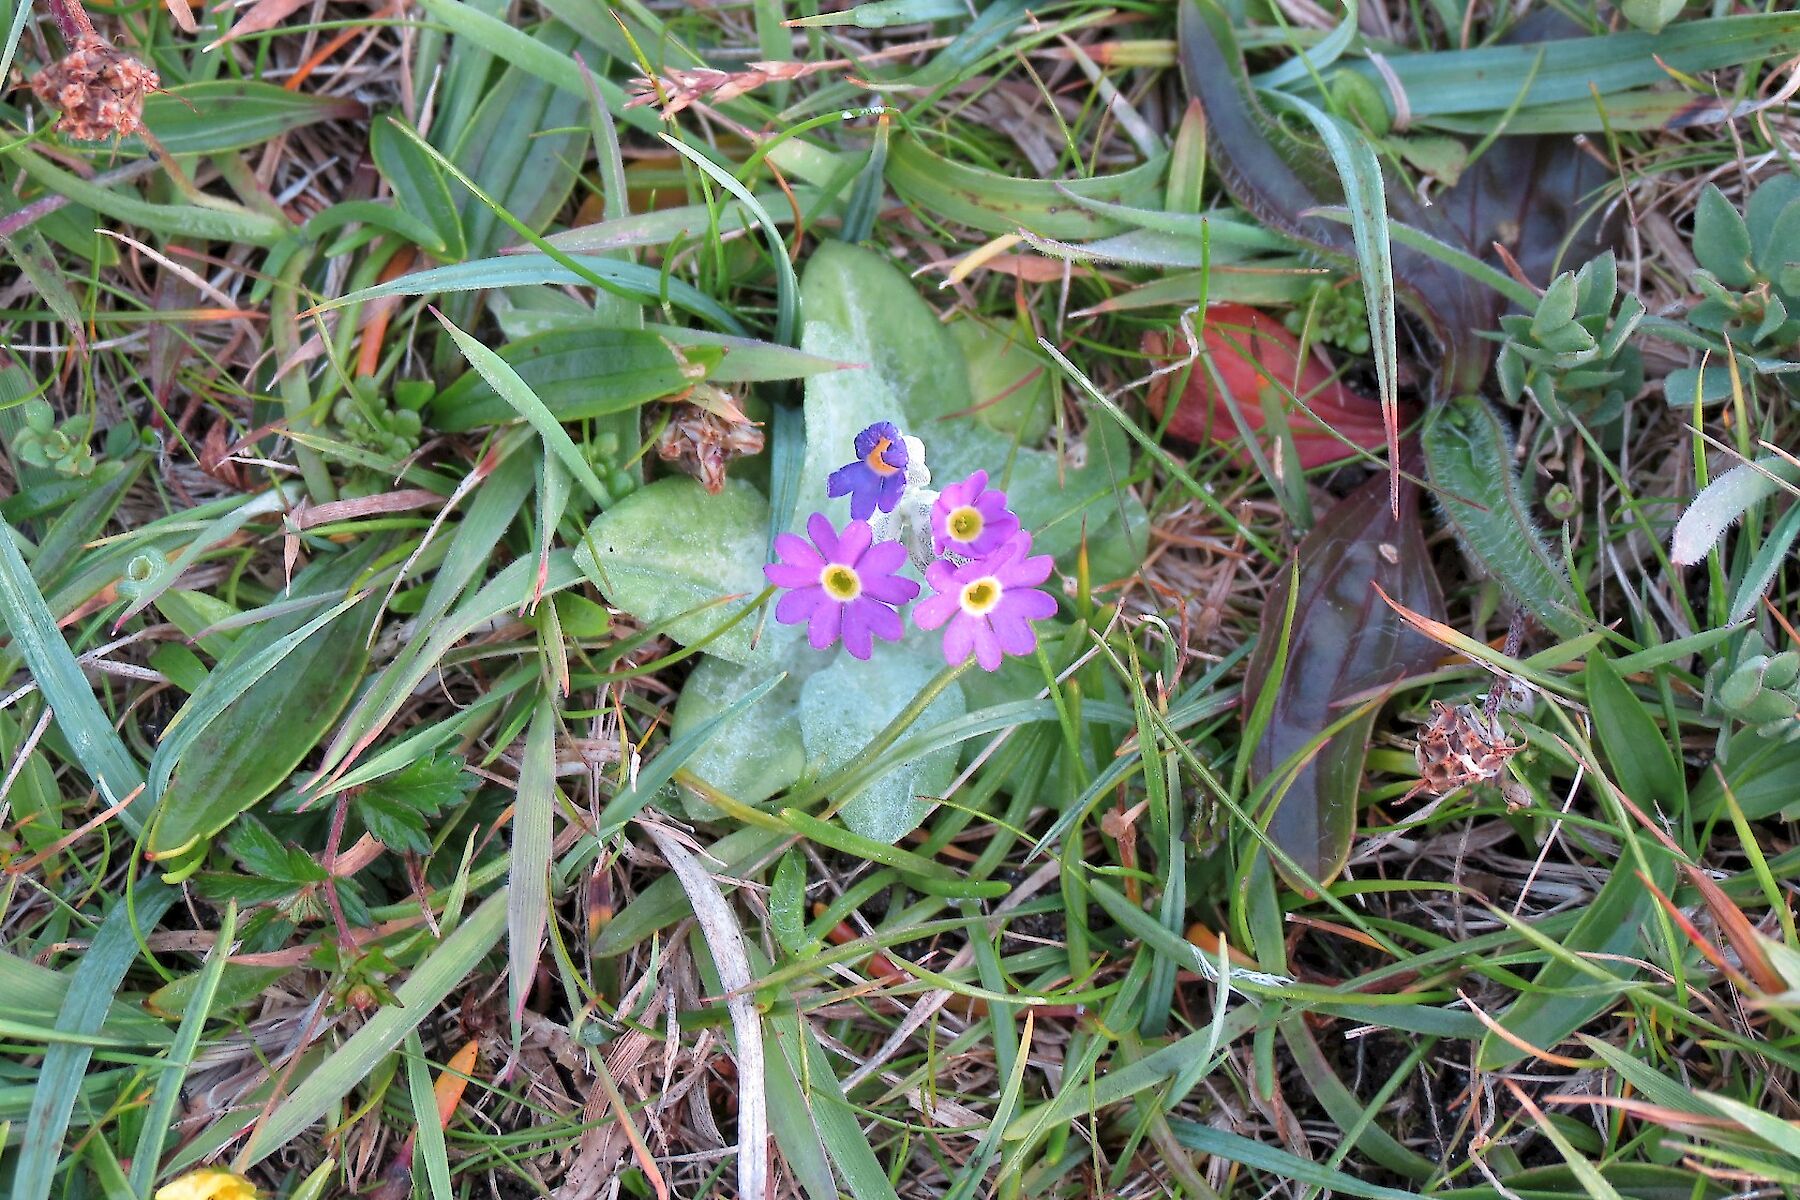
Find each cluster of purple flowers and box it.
[765,422,1057,670]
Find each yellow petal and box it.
[154,1167,260,1200]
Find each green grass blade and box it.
[0,516,147,828]
[1167,1120,1426,1200]
[434,310,614,507]
[1262,92,1399,492]
[508,695,558,1042]
[404,1031,455,1200]
[128,902,237,1196]
[659,134,799,347]
[234,888,509,1169]
[14,879,178,1200]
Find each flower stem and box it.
[44,0,97,42]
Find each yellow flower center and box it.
[959,577,1002,616]
[864,437,899,475]
[947,505,983,543]
[821,564,862,601]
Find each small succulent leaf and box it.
[1532,272,1580,339]
[1746,174,1800,271]
[1753,294,1790,346]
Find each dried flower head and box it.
[1414,700,1521,796]
[31,37,159,140]
[626,61,823,117]
[655,402,764,495]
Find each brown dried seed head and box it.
[1413,700,1522,797]
[30,37,159,141]
[655,401,765,495]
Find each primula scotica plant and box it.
[767,422,1059,671]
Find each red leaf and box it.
[1143,305,1393,469]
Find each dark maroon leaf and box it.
[1241,465,1446,895]
[1178,0,1498,398]
[1436,13,1622,289]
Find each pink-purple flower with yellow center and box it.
[826,421,908,520]
[764,513,920,659]
[930,469,1019,558]
[912,532,1057,671]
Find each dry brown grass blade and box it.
[1457,989,1585,1068]
[1638,869,1756,992]
[287,489,445,531]
[1606,780,1786,994]
[642,823,768,1200]
[1542,1093,1740,1132]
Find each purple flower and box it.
[930,469,1019,559]
[826,422,909,521]
[912,532,1057,671]
[764,513,920,659]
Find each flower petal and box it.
[860,539,908,575]
[835,519,874,565]
[764,560,821,589]
[807,597,843,650]
[772,531,823,569]
[847,484,878,521]
[1002,586,1058,621]
[994,540,1054,587]
[775,586,822,625]
[991,610,1039,657]
[914,590,958,631]
[941,613,975,666]
[853,421,902,461]
[826,463,859,499]
[860,599,905,644]
[841,600,874,660]
[970,619,1003,671]
[876,470,907,514]
[861,570,920,605]
[807,512,840,558]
